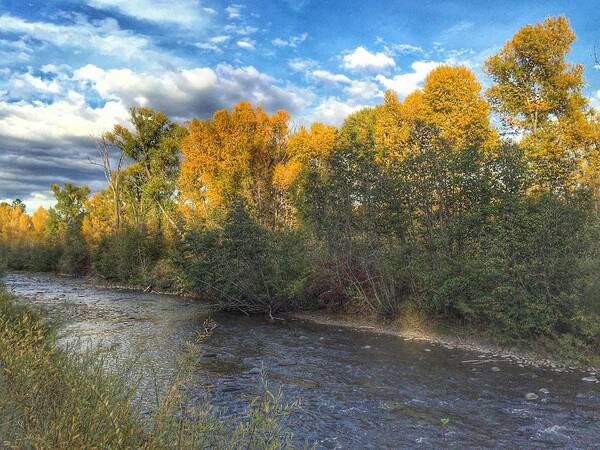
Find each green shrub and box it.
[176,200,309,315]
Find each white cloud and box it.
[224,24,258,35]
[225,4,243,19]
[0,90,128,148]
[0,37,32,62]
[0,13,171,66]
[344,79,380,100]
[311,70,351,84]
[310,97,366,126]
[288,58,317,72]
[8,72,62,97]
[0,90,130,200]
[272,33,308,48]
[342,46,395,71]
[236,39,255,50]
[73,63,306,119]
[195,35,231,53]
[375,61,440,97]
[309,70,380,100]
[210,35,231,43]
[389,43,424,55]
[86,0,210,28]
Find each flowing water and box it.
[3,271,600,449]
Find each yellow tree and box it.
[374,90,413,161]
[375,66,495,162]
[421,66,496,151]
[0,201,31,249]
[31,207,49,242]
[485,16,585,134]
[179,102,289,227]
[484,16,594,190]
[82,190,115,244]
[273,122,338,226]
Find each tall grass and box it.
[0,287,299,449]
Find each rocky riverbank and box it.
[289,311,600,378]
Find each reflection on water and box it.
[4,272,600,449]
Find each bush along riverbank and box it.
[0,285,298,449]
[2,17,600,364]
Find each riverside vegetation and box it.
[1,16,600,361]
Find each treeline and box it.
[2,17,600,349]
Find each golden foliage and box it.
[82,191,114,244]
[178,102,289,226]
[375,66,496,160]
[0,202,31,244]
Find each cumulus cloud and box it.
[308,70,379,100]
[7,72,62,98]
[86,0,211,28]
[344,79,380,100]
[0,90,128,149]
[310,70,351,84]
[310,97,366,126]
[342,46,395,71]
[73,64,307,119]
[375,61,440,97]
[0,90,129,201]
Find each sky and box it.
[1,0,600,212]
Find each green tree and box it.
[105,107,184,231]
[48,183,90,274]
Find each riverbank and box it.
[0,285,296,449]
[289,311,600,376]
[7,270,600,375]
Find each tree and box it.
[49,183,90,234]
[484,16,585,135]
[376,66,496,160]
[47,184,90,274]
[484,16,595,191]
[92,136,125,231]
[31,207,49,242]
[179,102,289,228]
[421,66,497,152]
[105,107,184,231]
[273,122,338,227]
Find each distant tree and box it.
[49,183,89,234]
[11,199,25,213]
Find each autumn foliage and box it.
[2,16,600,352]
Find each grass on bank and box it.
[0,286,299,449]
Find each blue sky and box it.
[1,0,600,211]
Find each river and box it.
[3,271,599,449]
